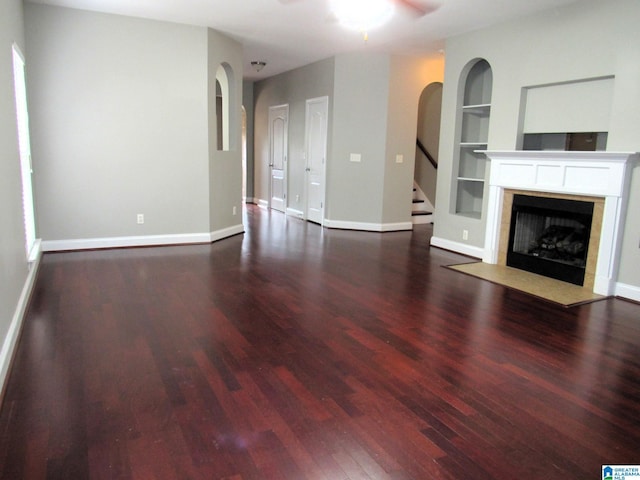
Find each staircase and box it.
[413,138,436,225]
[412,183,433,224]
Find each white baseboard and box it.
[412,214,433,225]
[430,236,483,259]
[286,208,304,219]
[257,199,269,209]
[42,225,245,252]
[324,219,413,232]
[615,282,640,303]
[42,232,211,251]
[0,242,43,395]
[210,224,245,242]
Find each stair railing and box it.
[416,138,437,170]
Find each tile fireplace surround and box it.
[483,150,638,296]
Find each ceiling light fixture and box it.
[329,0,395,37]
[251,61,267,72]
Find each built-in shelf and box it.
[454,60,493,218]
[461,104,491,115]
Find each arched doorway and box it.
[413,82,442,223]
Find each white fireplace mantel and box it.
[483,150,638,296]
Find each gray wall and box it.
[382,55,438,224]
[0,0,30,378]
[243,80,255,202]
[434,0,640,292]
[253,52,444,228]
[24,4,243,245]
[207,29,244,234]
[254,57,335,214]
[329,53,389,224]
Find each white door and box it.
[268,105,288,213]
[305,97,328,224]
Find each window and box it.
[12,44,37,261]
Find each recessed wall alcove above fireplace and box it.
[483,151,638,296]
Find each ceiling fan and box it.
[278,0,440,20]
[388,0,440,18]
[279,0,439,41]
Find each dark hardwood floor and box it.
[1,204,639,479]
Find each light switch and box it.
[396,154,404,163]
[350,153,361,163]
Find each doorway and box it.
[268,104,288,213]
[414,82,442,215]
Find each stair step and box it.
[411,211,432,216]
[412,199,425,204]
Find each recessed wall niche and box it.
[453,59,493,219]
[521,76,614,144]
[215,62,236,152]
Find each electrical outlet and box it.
[137,214,144,224]
[233,206,237,216]
[462,229,469,241]
[296,194,300,202]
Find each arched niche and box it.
[215,62,236,151]
[452,58,493,219]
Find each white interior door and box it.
[305,97,328,224]
[269,105,288,213]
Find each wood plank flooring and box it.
[1,204,639,479]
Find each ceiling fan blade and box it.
[394,0,440,17]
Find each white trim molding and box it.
[324,219,413,232]
[210,224,245,243]
[430,236,484,259]
[42,233,212,252]
[286,208,304,219]
[42,225,245,252]
[615,283,640,304]
[1,245,42,393]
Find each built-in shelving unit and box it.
[454,60,493,219]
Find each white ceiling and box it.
[27,0,584,81]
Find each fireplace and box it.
[482,151,637,296]
[506,194,594,286]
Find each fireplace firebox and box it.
[506,194,594,286]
